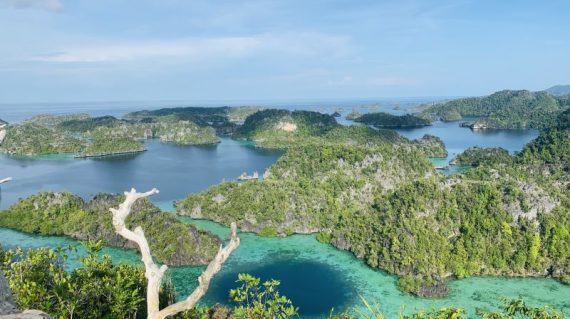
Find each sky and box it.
[0,0,569,103]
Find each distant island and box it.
[545,84,570,96]
[420,89,570,129]
[0,112,227,157]
[353,112,431,128]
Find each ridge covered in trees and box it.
[420,90,570,129]
[0,113,220,156]
[177,109,570,297]
[354,112,431,128]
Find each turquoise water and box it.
[1,224,569,318]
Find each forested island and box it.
[352,112,431,128]
[177,108,570,297]
[0,192,220,266]
[0,107,266,157]
[546,85,570,96]
[0,113,223,157]
[420,90,570,129]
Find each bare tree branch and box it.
[109,188,240,319]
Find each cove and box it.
[2,224,569,318]
[393,120,539,164]
[0,137,282,209]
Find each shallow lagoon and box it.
[1,223,569,318]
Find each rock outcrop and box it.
[0,273,52,319]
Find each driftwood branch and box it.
[109,188,240,319]
[0,177,12,184]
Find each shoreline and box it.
[74,148,147,158]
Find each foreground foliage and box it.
[0,244,563,318]
[0,242,165,318]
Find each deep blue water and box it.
[394,120,539,164]
[0,138,281,209]
[207,259,352,316]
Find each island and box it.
[345,110,363,120]
[450,147,512,167]
[0,192,221,266]
[420,89,570,129]
[176,108,570,297]
[0,122,87,156]
[0,111,222,157]
[545,84,570,96]
[353,112,432,128]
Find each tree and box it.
[109,188,240,319]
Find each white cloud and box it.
[2,0,62,11]
[30,33,351,64]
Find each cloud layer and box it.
[30,33,351,64]
[2,0,62,11]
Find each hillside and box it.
[177,109,570,297]
[545,85,570,96]
[233,109,340,148]
[0,123,87,156]
[421,90,570,129]
[125,106,262,135]
[0,113,220,156]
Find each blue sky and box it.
[0,0,569,103]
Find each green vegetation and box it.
[0,192,221,266]
[233,109,340,148]
[328,297,563,319]
[178,110,570,297]
[354,112,431,128]
[0,242,177,318]
[125,106,263,135]
[81,136,145,157]
[346,111,363,121]
[545,85,570,96]
[0,123,86,156]
[0,113,220,156]
[414,135,448,158]
[24,114,90,127]
[420,90,570,129]
[451,147,512,167]
[229,274,298,319]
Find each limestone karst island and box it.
[1,1,569,319]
